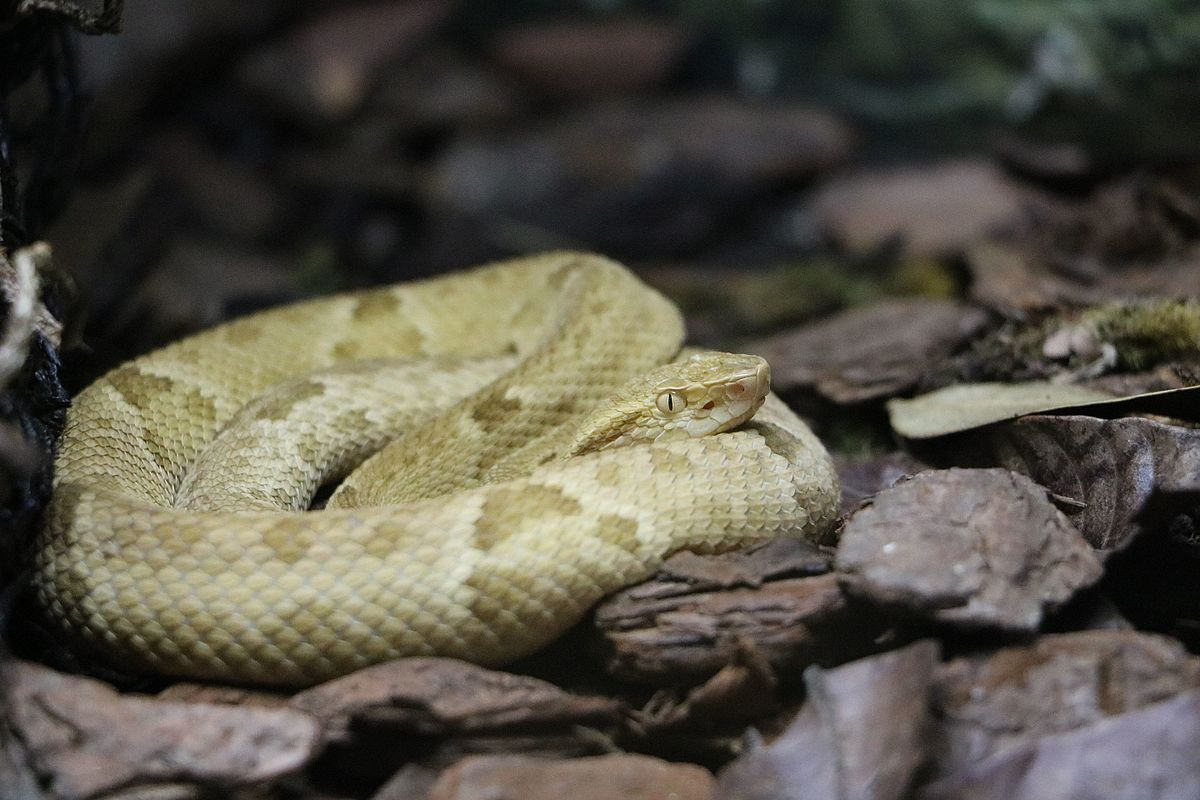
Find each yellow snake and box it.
[34,253,839,686]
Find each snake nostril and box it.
[702,401,715,410]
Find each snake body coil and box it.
[34,253,839,686]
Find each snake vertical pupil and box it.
[656,391,685,414]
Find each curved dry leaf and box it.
[834,451,931,515]
[944,415,1200,550]
[930,630,1200,778]
[917,688,1200,800]
[969,239,1200,316]
[890,381,1200,440]
[887,382,1116,439]
[809,159,1024,257]
[748,299,989,403]
[715,641,939,800]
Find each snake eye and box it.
[656,391,686,414]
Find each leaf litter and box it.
[7,10,1200,799]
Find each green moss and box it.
[1083,299,1200,370]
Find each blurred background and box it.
[6,0,1200,391]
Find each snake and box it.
[33,253,839,687]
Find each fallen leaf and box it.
[809,159,1026,257]
[941,415,1200,550]
[887,382,1115,439]
[836,469,1103,631]
[929,630,1200,778]
[917,688,1200,800]
[715,640,939,800]
[968,240,1200,316]
[891,379,1200,440]
[833,451,931,515]
[489,18,689,98]
[749,299,989,403]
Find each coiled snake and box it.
[34,253,839,686]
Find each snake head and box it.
[569,352,771,454]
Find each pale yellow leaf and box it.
[887,382,1116,439]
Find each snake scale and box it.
[34,253,839,686]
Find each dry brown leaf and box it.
[749,299,989,404]
[941,415,1200,550]
[833,451,931,515]
[917,688,1200,800]
[929,630,1200,778]
[715,640,939,800]
[809,159,1025,257]
[968,240,1200,316]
